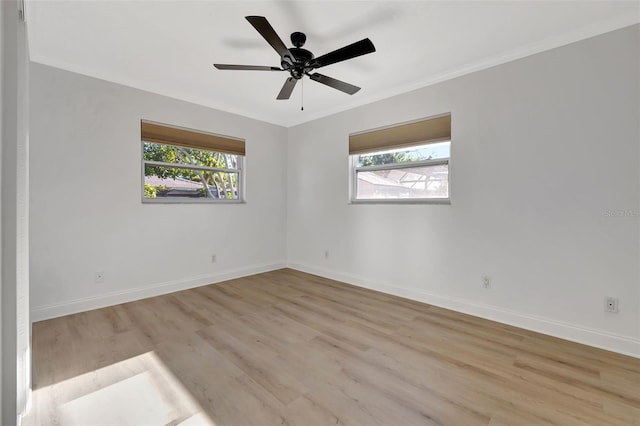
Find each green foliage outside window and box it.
[144,184,157,198]
[143,142,239,199]
[359,151,409,166]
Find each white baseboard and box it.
[30,261,287,322]
[31,260,639,358]
[287,261,640,359]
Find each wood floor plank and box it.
[285,394,361,426]
[24,268,640,426]
[196,325,310,405]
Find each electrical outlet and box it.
[324,250,329,259]
[482,276,491,289]
[605,297,619,313]
[94,271,105,284]
[211,254,217,263]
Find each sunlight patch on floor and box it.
[61,371,180,425]
[177,412,217,426]
[26,351,216,426]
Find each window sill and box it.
[142,198,246,205]
[349,198,450,205]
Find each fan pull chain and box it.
[301,78,304,111]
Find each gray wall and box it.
[286,25,640,356]
[29,63,288,320]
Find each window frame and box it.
[349,143,451,205]
[141,141,245,204]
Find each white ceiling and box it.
[27,1,639,127]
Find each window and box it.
[141,121,244,203]
[350,114,451,203]
[352,141,450,201]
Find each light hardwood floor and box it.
[24,269,640,425]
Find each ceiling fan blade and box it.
[309,73,361,95]
[214,64,283,71]
[311,38,375,69]
[245,16,294,64]
[277,77,298,100]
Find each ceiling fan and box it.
[214,16,376,100]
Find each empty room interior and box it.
[2,0,640,425]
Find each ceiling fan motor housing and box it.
[281,32,315,79]
[287,52,314,78]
